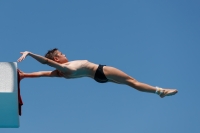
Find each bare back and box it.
[58,60,98,79]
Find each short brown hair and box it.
[45,48,58,60]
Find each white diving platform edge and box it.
[0,62,20,128]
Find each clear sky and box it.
[0,0,200,133]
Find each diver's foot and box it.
[156,87,178,98]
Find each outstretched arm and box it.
[17,51,67,72]
[18,69,62,80]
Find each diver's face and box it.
[53,50,68,63]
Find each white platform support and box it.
[0,62,19,128]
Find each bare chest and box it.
[57,60,97,78]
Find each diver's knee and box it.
[126,77,139,87]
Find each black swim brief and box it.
[94,65,108,83]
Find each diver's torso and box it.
[58,60,98,78]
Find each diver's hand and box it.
[17,51,30,62]
[17,69,25,80]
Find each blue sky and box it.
[0,0,200,133]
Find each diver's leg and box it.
[103,66,178,98]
